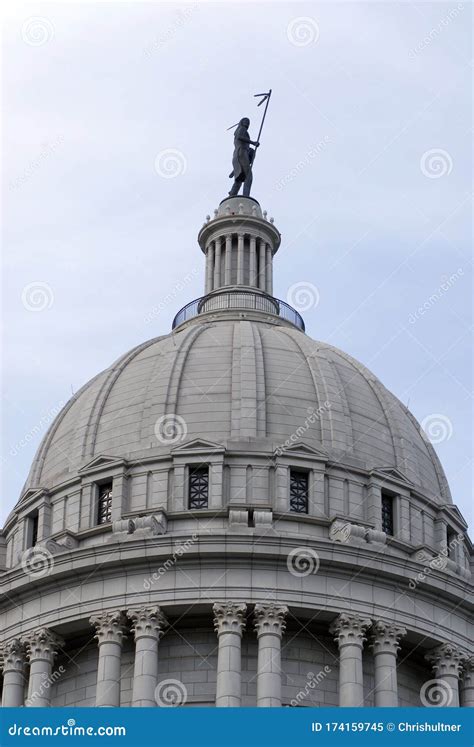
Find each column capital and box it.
[24,628,64,665]
[213,602,247,637]
[2,638,27,672]
[425,642,468,678]
[254,603,288,639]
[370,620,407,655]
[90,610,127,646]
[127,605,168,641]
[329,613,372,649]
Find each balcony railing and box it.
[172,289,305,331]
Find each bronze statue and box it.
[228,118,260,197]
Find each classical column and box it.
[330,612,371,707]
[237,234,244,284]
[2,639,27,707]
[127,606,167,707]
[224,235,232,285]
[213,237,222,290]
[249,236,257,287]
[265,244,273,295]
[258,239,266,290]
[213,602,246,707]
[25,628,64,707]
[205,242,214,294]
[370,621,406,706]
[254,603,288,707]
[460,657,474,707]
[90,610,127,707]
[425,643,466,708]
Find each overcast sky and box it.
[2,1,472,527]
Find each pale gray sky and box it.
[2,1,472,526]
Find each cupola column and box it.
[213,238,222,289]
[224,235,232,285]
[213,602,247,707]
[425,642,467,707]
[24,628,64,707]
[330,613,371,707]
[460,657,474,707]
[90,610,127,707]
[127,606,168,707]
[1,639,27,707]
[254,603,288,707]
[249,236,257,286]
[205,242,214,294]
[370,621,406,706]
[265,244,273,294]
[258,239,267,291]
[237,234,244,284]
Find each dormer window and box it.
[188,466,209,509]
[381,492,394,536]
[97,481,113,525]
[290,470,309,514]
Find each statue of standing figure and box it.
[228,118,260,197]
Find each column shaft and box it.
[258,240,266,290]
[25,628,64,707]
[224,235,232,285]
[205,243,214,294]
[213,238,222,290]
[265,245,273,294]
[237,234,244,284]
[249,236,257,287]
[254,603,288,707]
[425,642,467,708]
[461,659,474,707]
[213,602,246,707]
[90,611,126,708]
[128,606,167,707]
[371,621,406,707]
[2,640,26,707]
[330,613,371,707]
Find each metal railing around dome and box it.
[172,289,305,331]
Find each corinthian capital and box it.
[90,610,127,646]
[213,602,247,637]
[254,603,288,638]
[329,613,372,649]
[370,620,407,655]
[24,628,64,664]
[461,656,474,685]
[425,642,468,678]
[127,606,168,641]
[2,638,27,672]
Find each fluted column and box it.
[213,602,246,707]
[249,236,257,287]
[90,610,127,707]
[460,657,474,707]
[205,242,214,293]
[265,244,273,294]
[258,239,266,290]
[370,621,406,706]
[425,643,466,708]
[25,628,64,707]
[254,603,288,707]
[2,639,27,707]
[330,613,371,707]
[237,234,244,284]
[213,237,222,290]
[127,606,167,707]
[224,235,232,285]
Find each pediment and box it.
[19,487,49,506]
[171,438,225,455]
[78,454,127,475]
[373,466,413,484]
[276,441,328,459]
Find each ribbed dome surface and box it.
[25,318,451,503]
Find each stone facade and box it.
[0,196,472,707]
